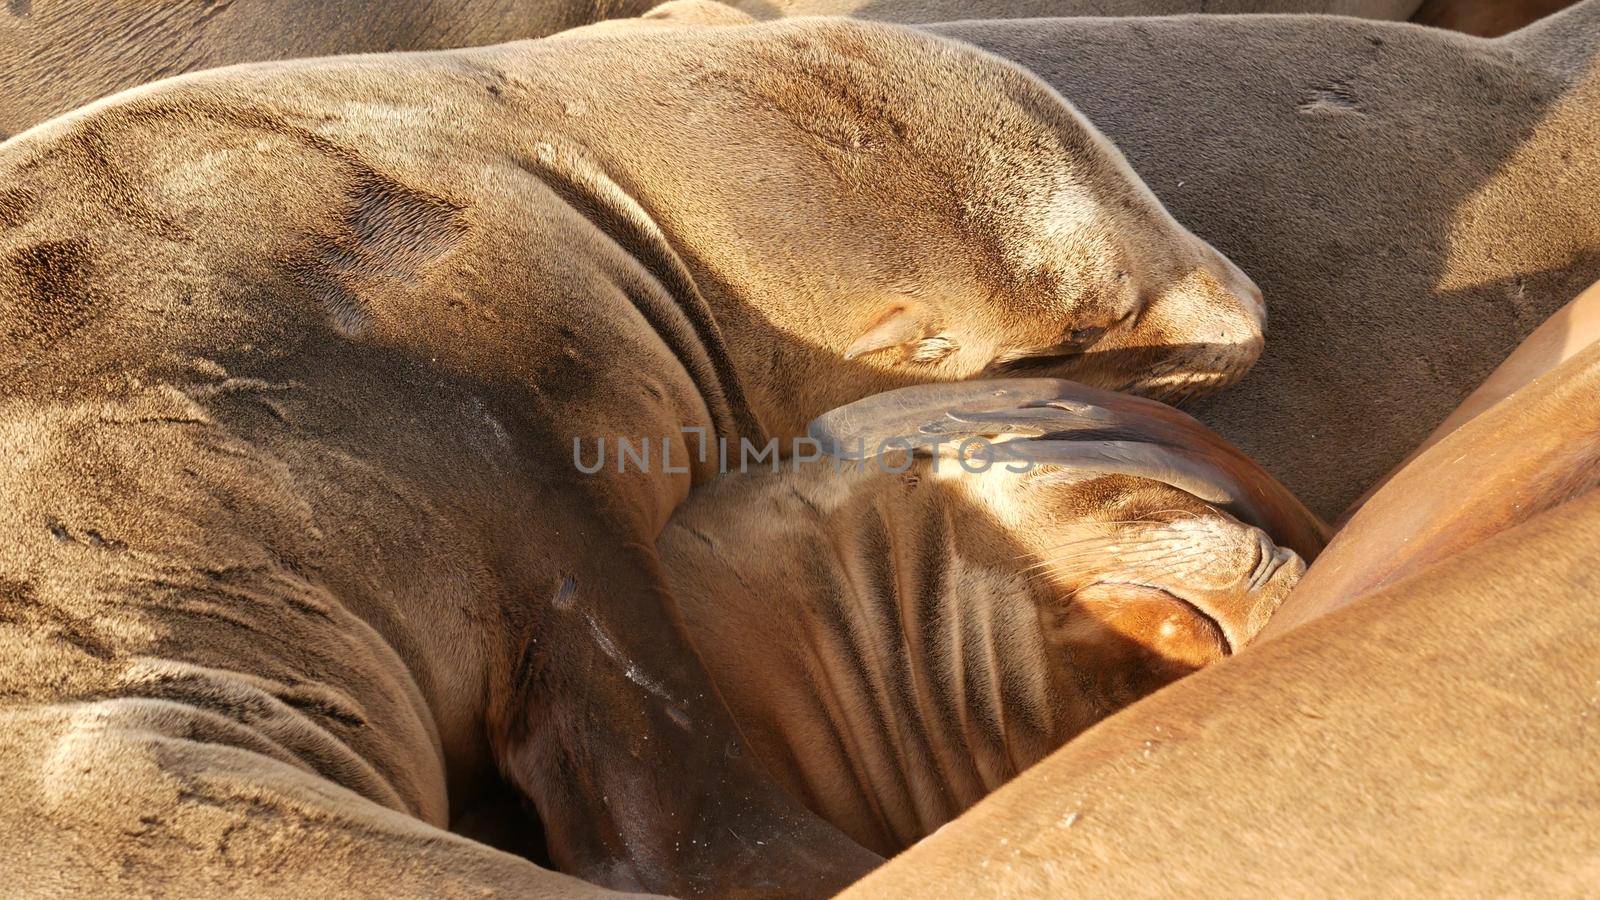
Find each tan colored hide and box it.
[1412,0,1578,35]
[0,18,1265,896]
[843,486,1600,897]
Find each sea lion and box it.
[0,17,1262,896]
[736,0,1421,24]
[1348,274,1600,511]
[658,378,1313,854]
[1262,278,1600,637]
[0,0,1438,138]
[937,1,1600,515]
[841,486,1600,896]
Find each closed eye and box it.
[987,325,1108,373]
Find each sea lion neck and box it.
[505,129,768,450]
[662,464,1067,853]
[485,28,968,440]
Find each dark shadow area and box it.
[1412,0,1578,36]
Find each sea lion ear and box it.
[844,301,943,361]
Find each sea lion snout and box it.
[1125,250,1266,401]
[1043,510,1302,671]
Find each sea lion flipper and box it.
[808,379,1329,558]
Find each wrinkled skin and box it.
[662,419,1305,854]
[845,279,1600,897]
[843,488,1600,897]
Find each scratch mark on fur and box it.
[580,609,689,728]
[1298,82,1363,115]
[552,576,577,611]
[306,172,467,338]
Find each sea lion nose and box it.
[1217,255,1266,331]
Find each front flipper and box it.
[808,378,1330,560]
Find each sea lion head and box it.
[715,20,1267,407]
[933,448,1302,723]
[805,377,1322,718]
[664,378,1310,849]
[538,17,1264,436]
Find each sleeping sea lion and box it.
[0,16,1261,897]
[937,1,1600,515]
[840,285,1600,897]
[659,378,1315,854]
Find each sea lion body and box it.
[1264,278,1600,636]
[842,281,1600,896]
[940,2,1600,514]
[662,409,1306,854]
[0,0,1454,138]
[0,18,1261,895]
[1411,0,1578,35]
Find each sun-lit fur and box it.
[940,1,1600,516]
[844,485,1600,896]
[843,277,1600,896]
[0,0,1445,138]
[660,459,1302,856]
[0,18,1263,895]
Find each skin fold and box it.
[843,281,1600,896]
[843,487,1600,896]
[8,0,1593,515]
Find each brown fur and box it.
[660,384,1306,855]
[0,17,1260,896]
[1349,275,1600,510]
[0,0,1435,138]
[739,0,1420,22]
[1265,279,1600,636]
[842,485,1600,896]
[841,282,1600,897]
[939,1,1600,515]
